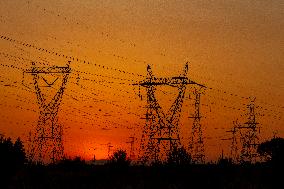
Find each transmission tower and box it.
[23,61,71,163]
[189,88,205,164]
[134,62,204,164]
[239,99,260,163]
[228,99,260,164]
[227,119,240,163]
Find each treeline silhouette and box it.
[257,137,284,166]
[0,133,283,189]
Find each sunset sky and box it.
[0,0,283,162]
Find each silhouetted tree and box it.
[0,135,13,164]
[167,146,192,166]
[108,149,131,167]
[257,137,284,166]
[0,135,26,168]
[0,134,26,185]
[13,137,26,167]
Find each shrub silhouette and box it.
[108,149,131,167]
[56,156,86,170]
[167,146,192,166]
[217,157,233,167]
[257,137,284,166]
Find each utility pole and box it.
[107,142,113,158]
[126,136,135,160]
[23,61,71,163]
[134,62,205,164]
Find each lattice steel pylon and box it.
[23,61,71,164]
[228,99,260,164]
[227,119,240,163]
[239,99,260,163]
[134,62,204,164]
[189,88,205,164]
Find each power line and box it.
[0,35,145,77]
[1,49,282,111]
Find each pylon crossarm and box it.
[152,137,179,141]
[243,122,259,125]
[25,65,71,74]
[134,77,205,88]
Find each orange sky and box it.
[0,0,283,162]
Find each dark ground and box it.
[2,164,282,189]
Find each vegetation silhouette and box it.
[107,149,131,169]
[0,134,26,168]
[0,134,26,186]
[56,156,87,170]
[257,137,284,167]
[167,146,192,167]
[0,133,283,188]
[217,157,233,167]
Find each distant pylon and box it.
[126,136,135,160]
[189,88,205,164]
[228,99,261,164]
[23,61,71,163]
[239,99,260,163]
[107,142,113,158]
[227,119,240,163]
[134,63,205,164]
